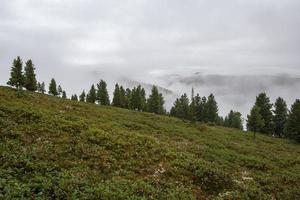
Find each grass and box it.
[0,86,299,199]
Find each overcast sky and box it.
[1,0,300,118]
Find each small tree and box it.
[40,82,46,94]
[57,85,63,96]
[79,90,86,102]
[204,94,219,123]
[7,56,24,90]
[247,105,265,139]
[112,83,121,107]
[285,99,300,142]
[274,97,288,137]
[97,80,110,105]
[147,85,165,114]
[62,91,67,99]
[86,84,96,103]
[71,94,78,101]
[224,110,243,130]
[48,78,58,96]
[24,59,37,91]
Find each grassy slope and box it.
[0,86,299,199]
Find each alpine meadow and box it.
[1,0,300,199]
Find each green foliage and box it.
[254,93,274,134]
[170,93,190,120]
[79,90,86,102]
[24,59,37,91]
[86,84,96,103]
[62,91,67,99]
[112,83,122,107]
[48,78,58,96]
[37,82,46,94]
[130,85,146,111]
[0,86,299,199]
[247,105,265,137]
[97,80,110,105]
[71,94,78,101]
[7,56,24,89]
[285,99,300,141]
[224,110,243,130]
[146,85,165,114]
[274,97,288,137]
[204,93,219,123]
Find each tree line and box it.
[6,57,300,142]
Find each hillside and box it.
[0,86,299,199]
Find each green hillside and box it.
[0,86,299,199]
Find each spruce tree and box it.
[147,85,165,114]
[62,91,67,99]
[40,82,46,94]
[189,88,196,121]
[285,99,300,142]
[119,86,126,108]
[170,94,190,119]
[97,80,110,105]
[86,84,96,103]
[79,90,86,102]
[247,105,265,139]
[24,59,37,91]
[130,85,146,111]
[273,97,288,137]
[224,110,243,130]
[7,56,24,89]
[195,95,206,122]
[112,83,121,107]
[204,94,218,123]
[124,88,131,109]
[48,78,58,96]
[71,94,78,101]
[254,93,274,134]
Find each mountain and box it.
[0,86,299,199]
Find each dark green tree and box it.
[71,94,78,101]
[124,88,131,109]
[224,110,243,130]
[57,85,63,96]
[48,78,58,96]
[254,93,274,134]
[130,85,146,111]
[24,59,37,91]
[86,84,97,103]
[247,105,265,139]
[40,82,46,94]
[147,85,165,114]
[204,94,218,123]
[273,97,288,137]
[79,90,86,102]
[119,86,126,108]
[195,95,206,122]
[97,80,110,105]
[189,88,196,121]
[112,83,122,107]
[7,56,24,89]
[285,99,300,142]
[62,91,67,99]
[170,93,190,120]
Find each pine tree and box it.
[97,80,110,105]
[147,85,165,114]
[48,78,58,96]
[130,85,146,111]
[224,110,243,130]
[189,88,196,121]
[62,91,67,99]
[86,84,96,103]
[204,94,218,123]
[285,99,300,142]
[7,56,24,89]
[112,83,121,107]
[79,90,86,102]
[119,86,126,108]
[254,93,274,134]
[247,105,265,139]
[195,95,206,122]
[273,97,288,137]
[24,59,37,91]
[170,94,190,119]
[40,82,46,94]
[57,85,63,96]
[124,88,131,109]
[71,94,78,101]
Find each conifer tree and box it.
[7,56,24,89]
[119,86,126,108]
[79,90,86,102]
[62,91,67,99]
[204,94,218,123]
[195,95,206,122]
[97,80,110,105]
[71,94,78,101]
[189,88,196,121]
[57,85,63,96]
[247,105,265,139]
[48,78,58,96]
[40,82,46,94]
[86,84,96,103]
[24,59,37,91]
[170,93,190,119]
[273,97,288,137]
[285,99,300,142]
[112,83,121,107]
[147,85,165,114]
[254,93,274,134]
[130,85,146,111]
[124,88,131,109]
[224,110,243,130]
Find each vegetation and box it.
[285,99,300,142]
[0,86,299,199]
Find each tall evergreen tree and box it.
[124,88,131,109]
[119,86,126,108]
[147,85,165,114]
[224,110,243,130]
[79,90,86,102]
[170,93,190,119]
[86,84,96,103]
[254,93,274,134]
[48,78,58,96]
[204,94,218,123]
[273,97,288,137]
[24,59,37,91]
[62,91,67,99]
[285,99,300,142]
[97,80,110,105]
[247,105,265,139]
[112,83,122,107]
[130,85,146,111]
[195,95,206,122]
[71,94,78,101]
[7,56,24,89]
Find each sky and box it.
[1,0,300,119]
